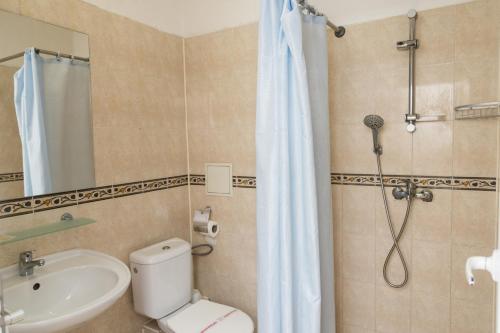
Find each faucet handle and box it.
[19,250,35,261]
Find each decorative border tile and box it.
[233,176,256,188]
[143,178,169,193]
[113,181,144,198]
[451,176,497,191]
[0,172,23,183]
[0,197,33,218]
[0,172,495,219]
[77,185,114,204]
[190,174,205,186]
[32,191,78,212]
[333,173,496,191]
[168,175,189,188]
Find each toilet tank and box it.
[130,238,192,319]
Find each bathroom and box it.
[0,0,499,332]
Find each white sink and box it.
[0,249,131,333]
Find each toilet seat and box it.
[157,300,254,333]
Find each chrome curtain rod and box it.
[0,48,90,64]
[297,0,346,38]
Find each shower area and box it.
[330,0,500,332]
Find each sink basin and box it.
[0,249,131,333]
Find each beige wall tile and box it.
[452,190,497,247]
[331,124,378,173]
[342,233,375,283]
[412,122,453,176]
[411,290,450,333]
[411,189,451,242]
[454,0,499,62]
[412,239,451,298]
[453,119,498,177]
[343,280,375,330]
[375,285,411,333]
[415,6,455,66]
[451,297,495,333]
[342,185,376,235]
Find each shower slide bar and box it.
[297,0,346,38]
[0,48,90,64]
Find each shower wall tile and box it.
[451,190,497,247]
[415,6,455,66]
[412,121,453,176]
[454,59,499,107]
[342,280,376,330]
[375,285,411,333]
[454,0,499,63]
[451,297,494,333]
[414,64,454,120]
[342,185,376,235]
[331,124,378,173]
[411,290,450,333]
[411,239,451,298]
[411,189,452,242]
[342,233,375,283]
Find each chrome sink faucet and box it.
[18,251,45,276]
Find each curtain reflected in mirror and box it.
[14,48,94,196]
[0,10,94,200]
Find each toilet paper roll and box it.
[193,220,219,238]
[193,208,211,223]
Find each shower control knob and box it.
[406,123,416,133]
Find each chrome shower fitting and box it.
[397,9,419,133]
[392,180,433,202]
[363,115,384,155]
[363,114,433,288]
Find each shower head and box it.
[363,114,384,130]
[363,115,384,155]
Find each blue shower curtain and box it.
[14,48,53,196]
[14,48,93,196]
[256,1,334,332]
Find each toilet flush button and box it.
[162,245,171,250]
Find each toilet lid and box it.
[158,300,254,333]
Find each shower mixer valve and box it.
[392,180,433,202]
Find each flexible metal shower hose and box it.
[376,154,413,288]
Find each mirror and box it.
[0,10,94,201]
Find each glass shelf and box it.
[0,218,95,246]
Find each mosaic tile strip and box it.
[113,181,144,198]
[32,191,79,212]
[451,176,497,191]
[0,175,191,219]
[0,172,23,183]
[143,178,169,193]
[233,176,256,188]
[1,172,495,219]
[168,175,189,188]
[0,197,33,218]
[333,173,497,191]
[77,185,114,204]
[190,174,205,186]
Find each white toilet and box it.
[129,238,254,333]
